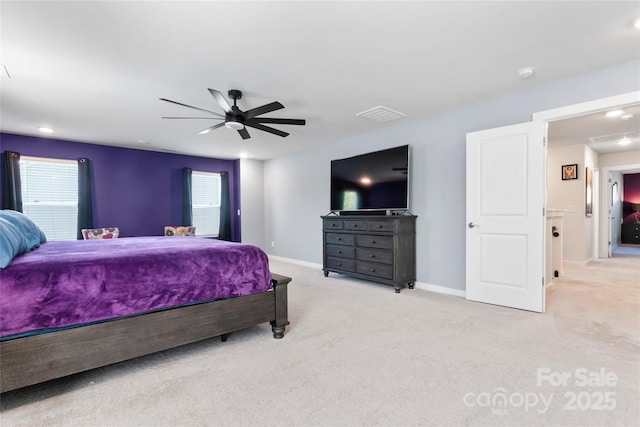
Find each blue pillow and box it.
[0,209,47,250]
[0,217,28,268]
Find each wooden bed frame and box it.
[0,273,291,393]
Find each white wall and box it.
[239,158,266,249]
[263,60,640,292]
[600,150,640,168]
[547,144,589,262]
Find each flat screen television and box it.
[330,145,410,212]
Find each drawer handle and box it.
[337,238,342,241]
[370,254,376,258]
[377,225,383,228]
[370,240,376,244]
[337,250,342,254]
[370,268,376,272]
[337,263,342,266]
[352,224,358,227]
[331,223,337,227]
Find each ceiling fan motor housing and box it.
[228,89,242,101]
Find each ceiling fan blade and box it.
[198,122,226,135]
[244,122,289,138]
[162,117,224,120]
[238,127,251,140]
[208,89,232,113]
[249,117,306,126]
[159,98,224,118]
[245,102,285,119]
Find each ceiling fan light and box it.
[225,121,244,131]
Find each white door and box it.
[466,122,545,312]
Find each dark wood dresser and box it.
[321,215,416,293]
[621,223,640,244]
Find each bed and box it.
[0,233,290,393]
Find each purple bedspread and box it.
[0,237,272,338]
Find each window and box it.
[342,190,360,210]
[192,171,221,237]
[20,156,78,241]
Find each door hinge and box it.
[543,137,546,146]
[543,207,545,216]
[542,277,545,287]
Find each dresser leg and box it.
[395,287,401,293]
[408,282,415,289]
[323,270,329,277]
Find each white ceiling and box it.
[548,104,640,155]
[1,1,639,160]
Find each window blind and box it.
[192,171,221,237]
[20,157,78,241]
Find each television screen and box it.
[331,145,409,212]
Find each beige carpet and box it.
[1,255,638,427]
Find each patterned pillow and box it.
[82,227,120,240]
[164,226,196,237]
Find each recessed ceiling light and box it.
[239,152,248,159]
[516,67,535,79]
[605,110,624,118]
[38,127,54,133]
[634,17,640,29]
[620,113,634,120]
[619,138,631,145]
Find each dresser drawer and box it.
[344,220,366,231]
[326,233,355,246]
[356,235,394,249]
[327,257,355,272]
[327,245,355,258]
[356,261,393,280]
[356,248,393,264]
[323,220,344,231]
[367,220,394,232]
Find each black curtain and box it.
[77,158,94,239]
[182,167,193,226]
[2,150,23,212]
[218,171,231,241]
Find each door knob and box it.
[468,222,479,228]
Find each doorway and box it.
[536,92,640,265]
[465,91,639,313]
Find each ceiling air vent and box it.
[356,106,407,123]
[589,131,638,144]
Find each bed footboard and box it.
[270,273,291,339]
[0,273,291,393]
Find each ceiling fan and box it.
[160,89,305,140]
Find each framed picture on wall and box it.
[585,167,593,217]
[562,164,578,180]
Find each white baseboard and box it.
[267,255,323,270]
[413,281,466,298]
[563,259,592,267]
[267,255,466,298]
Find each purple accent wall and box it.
[0,133,241,240]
